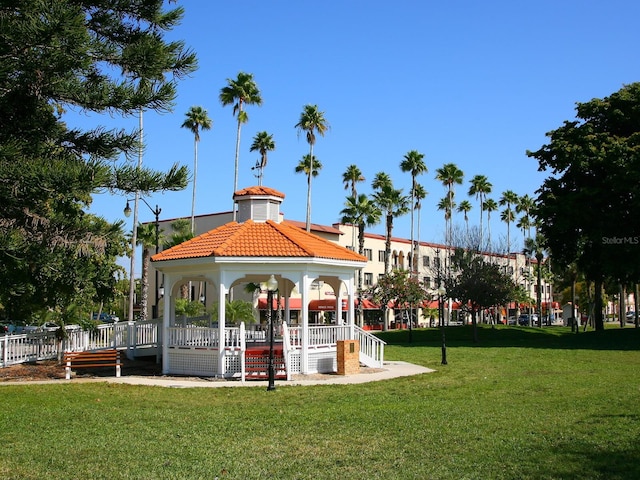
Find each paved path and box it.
[103,361,434,388]
[0,361,433,388]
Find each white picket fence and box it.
[0,321,159,368]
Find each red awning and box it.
[257,298,302,310]
[309,298,348,311]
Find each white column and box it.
[217,282,227,377]
[161,274,173,374]
[301,274,310,374]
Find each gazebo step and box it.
[245,348,286,380]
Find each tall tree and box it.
[413,183,428,275]
[482,198,498,247]
[400,150,427,277]
[249,131,276,186]
[468,174,493,246]
[457,200,473,238]
[372,180,409,274]
[342,164,365,199]
[295,154,323,225]
[516,194,535,241]
[295,105,329,231]
[499,190,520,256]
[0,1,193,320]
[219,72,262,218]
[181,106,213,233]
[435,163,464,247]
[136,222,164,320]
[524,234,546,327]
[340,194,382,325]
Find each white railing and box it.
[167,325,245,349]
[281,323,292,380]
[355,325,386,368]
[1,333,60,366]
[0,320,161,368]
[308,325,351,347]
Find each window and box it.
[364,272,373,286]
[434,257,441,268]
[378,273,385,282]
[346,245,354,251]
[423,256,430,267]
[423,277,431,289]
[378,250,386,262]
[363,248,372,260]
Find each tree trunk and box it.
[594,277,604,331]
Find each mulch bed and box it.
[0,357,162,382]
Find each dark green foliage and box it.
[446,248,517,342]
[528,83,640,330]
[0,1,195,320]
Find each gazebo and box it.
[152,186,385,380]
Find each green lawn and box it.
[1,325,639,480]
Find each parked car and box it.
[626,311,637,323]
[518,314,539,326]
[0,323,8,334]
[93,312,119,323]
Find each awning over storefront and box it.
[257,297,380,311]
[257,298,302,310]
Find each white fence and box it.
[0,321,160,368]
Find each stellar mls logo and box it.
[602,236,640,245]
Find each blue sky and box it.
[70,1,640,274]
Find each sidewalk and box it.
[101,361,434,388]
[1,361,434,388]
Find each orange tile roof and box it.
[234,186,285,198]
[152,219,367,263]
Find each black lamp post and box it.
[265,274,278,391]
[125,198,161,319]
[438,283,448,365]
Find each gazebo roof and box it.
[152,219,367,263]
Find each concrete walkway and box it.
[0,361,433,388]
[102,361,434,388]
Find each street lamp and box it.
[124,197,161,319]
[265,274,278,391]
[437,283,448,365]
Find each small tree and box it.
[446,248,516,343]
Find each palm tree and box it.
[468,174,493,246]
[181,106,213,233]
[516,194,535,241]
[482,198,498,248]
[413,183,427,274]
[372,182,409,274]
[342,164,365,199]
[295,154,323,226]
[219,72,262,219]
[163,219,194,299]
[457,200,472,238]
[137,222,164,320]
[249,131,275,186]
[437,196,455,236]
[372,171,393,191]
[340,194,382,325]
[295,104,329,231]
[400,150,427,277]
[435,163,464,247]
[524,234,546,327]
[499,190,520,256]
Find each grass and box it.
[1,325,639,479]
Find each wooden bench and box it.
[63,349,121,380]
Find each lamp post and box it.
[125,197,161,319]
[438,283,448,365]
[265,274,278,391]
